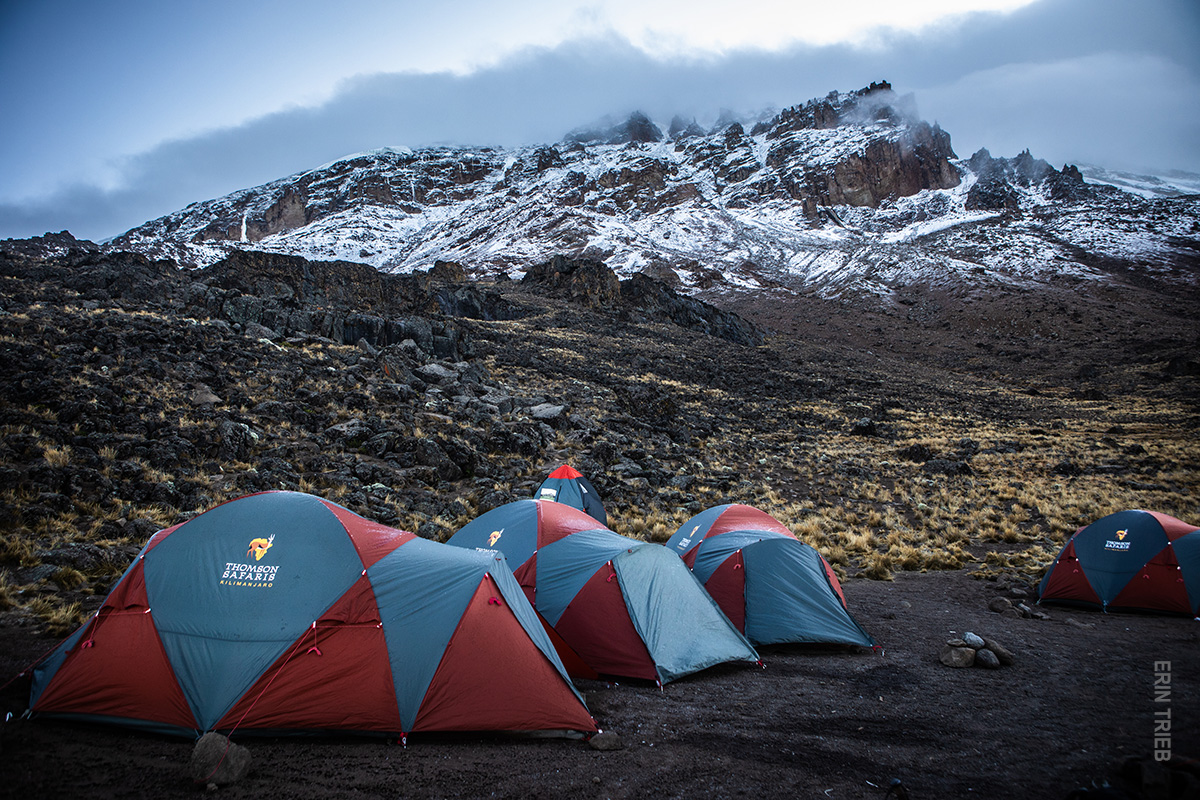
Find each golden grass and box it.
[579,379,1199,584]
[0,572,18,610]
[26,597,86,636]
[611,505,693,543]
[51,566,88,590]
[41,443,71,467]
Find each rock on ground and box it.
[189,732,252,786]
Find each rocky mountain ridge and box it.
[23,79,1194,310]
[102,81,1195,301]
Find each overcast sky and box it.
[1,0,1197,242]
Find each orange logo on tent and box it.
[488,529,504,547]
[247,534,275,561]
[1116,530,1128,541]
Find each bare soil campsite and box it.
[1,241,1198,798]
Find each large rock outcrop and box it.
[966,148,1090,210]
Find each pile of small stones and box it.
[940,631,1014,669]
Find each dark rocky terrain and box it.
[0,225,1198,797]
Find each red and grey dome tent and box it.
[666,504,875,648]
[1038,510,1200,616]
[447,499,759,685]
[29,491,596,738]
[535,465,606,526]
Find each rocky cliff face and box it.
[754,81,958,214]
[964,148,1087,210]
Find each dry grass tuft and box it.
[25,597,87,636]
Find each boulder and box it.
[962,632,986,649]
[618,273,764,346]
[987,597,1013,614]
[850,417,878,436]
[640,262,681,287]
[896,443,934,462]
[522,255,621,308]
[416,363,459,384]
[190,384,223,406]
[479,390,516,415]
[428,259,467,283]
[189,732,251,786]
[324,419,374,449]
[974,648,1002,669]
[415,439,462,482]
[530,403,566,423]
[589,731,625,751]
[922,459,972,476]
[243,321,279,341]
[217,420,259,460]
[983,637,1015,666]
[940,645,976,668]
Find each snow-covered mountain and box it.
[111,82,1200,302]
[1077,164,1200,199]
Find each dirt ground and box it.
[2,568,1196,799]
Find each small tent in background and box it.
[447,499,759,685]
[666,504,875,648]
[1038,510,1200,617]
[535,465,606,526]
[30,491,597,738]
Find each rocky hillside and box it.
[0,244,776,617]
[2,234,1198,635]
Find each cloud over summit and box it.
[1,0,1196,242]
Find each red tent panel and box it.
[536,502,607,550]
[32,559,196,728]
[513,555,537,606]
[215,576,402,732]
[822,556,847,606]
[214,625,401,732]
[318,574,384,625]
[1039,542,1102,606]
[32,610,196,728]
[707,505,793,539]
[326,503,415,569]
[553,566,657,681]
[414,577,597,732]
[1110,551,1194,615]
[101,556,149,611]
[1147,512,1200,542]
[534,610,600,680]
[548,465,584,479]
[705,551,747,634]
[141,523,182,556]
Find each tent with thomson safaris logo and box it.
[1037,509,1200,617]
[28,491,597,738]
